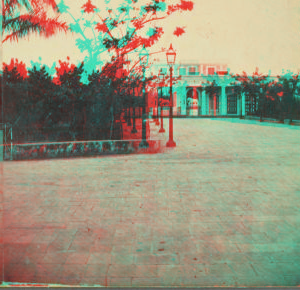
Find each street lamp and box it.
[155,93,160,126]
[139,45,149,148]
[123,54,132,127]
[166,44,176,147]
[131,85,138,133]
[259,86,264,122]
[158,72,165,133]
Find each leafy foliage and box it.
[2,0,68,43]
[173,27,186,37]
[63,0,194,79]
[1,58,149,142]
[231,69,300,121]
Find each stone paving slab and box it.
[2,118,300,286]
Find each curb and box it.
[244,116,300,126]
[150,115,241,119]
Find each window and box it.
[159,67,167,75]
[188,66,197,75]
[207,67,215,75]
[227,94,237,114]
[179,67,187,76]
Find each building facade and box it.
[149,61,245,117]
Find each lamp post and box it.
[120,54,129,125]
[155,95,160,125]
[166,44,176,147]
[259,86,264,122]
[155,85,160,126]
[123,54,132,127]
[139,45,149,149]
[131,85,138,133]
[127,85,132,126]
[158,82,165,133]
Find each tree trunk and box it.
[289,97,293,124]
[83,105,86,140]
[260,110,263,122]
[278,100,284,122]
[259,95,263,122]
[109,104,114,140]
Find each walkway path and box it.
[2,119,300,286]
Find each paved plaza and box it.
[2,118,300,286]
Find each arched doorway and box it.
[186,87,201,116]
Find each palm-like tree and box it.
[2,0,68,43]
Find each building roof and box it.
[152,59,228,66]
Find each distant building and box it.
[149,60,245,117]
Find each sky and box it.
[2,0,300,75]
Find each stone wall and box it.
[5,140,162,161]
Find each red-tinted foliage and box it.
[173,26,185,37]
[2,0,68,43]
[266,96,275,101]
[81,0,97,13]
[234,68,267,84]
[167,0,194,14]
[29,0,58,11]
[3,58,28,79]
[179,0,194,10]
[21,12,68,35]
[132,19,144,30]
[95,22,109,33]
[52,58,76,85]
[142,27,164,47]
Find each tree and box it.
[1,59,29,126]
[1,0,69,144]
[85,70,115,139]
[2,0,68,43]
[27,65,57,128]
[232,68,269,121]
[277,72,299,124]
[57,0,194,76]
[54,0,194,138]
[262,80,284,121]
[52,58,87,138]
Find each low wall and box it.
[245,116,300,125]
[4,139,163,161]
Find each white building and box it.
[150,61,245,117]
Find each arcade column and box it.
[197,88,201,116]
[237,95,241,116]
[180,89,187,116]
[201,89,206,115]
[221,86,227,115]
[242,92,246,116]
